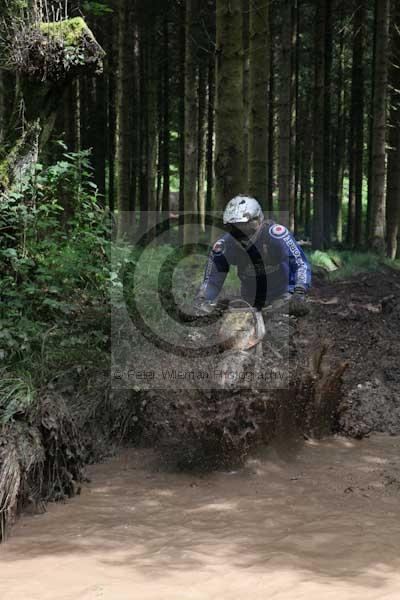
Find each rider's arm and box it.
[267,225,311,292]
[198,237,230,302]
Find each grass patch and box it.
[114,241,241,330]
[308,249,400,281]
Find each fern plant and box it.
[0,371,35,425]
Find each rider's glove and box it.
[289,286,310,317]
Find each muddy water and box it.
[1,434,400,600]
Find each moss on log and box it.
[39,16,88,46]
[8,16,105,82]
[0,17,104,192]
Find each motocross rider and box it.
[195,195,311,315]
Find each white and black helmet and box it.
[223,195,264,225]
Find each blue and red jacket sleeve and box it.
[199,236,231,301]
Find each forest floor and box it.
[1,436,400,600]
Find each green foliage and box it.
[170,170,180,193]
[0,146,111,375]
[38,18,91,71]
[308,250,400,281]
[119,244,190,327]
[309,250,342,272]
[0,371,35,425]
[0,0,27,20]
[5,15,104,82]
[40,17,88,47]
[82,1,113,16]
[115,242,240,340]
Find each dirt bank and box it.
[1,434,400,600]
[303,266,400,438]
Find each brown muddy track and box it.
[1,435,400,600]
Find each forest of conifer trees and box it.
[1,0,400,255]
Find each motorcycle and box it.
[206,295,293,390]
[144,296,298,470]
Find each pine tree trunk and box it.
[178,0,186,238]
[184,0,200,245]
[248,0,269,208]
[137,9,159,236]
[88,15,107,200]
[369,0,390,253]
[312,1,327,249]
[161,13,170,219]
[0,70,5,145]
[64,80,80,153]
[323,0,332,246]
[215,0,245,210]
[156,121,163,211]
[243,0,250,187]
[348,0,366,248]
[206,53,215,215]
[293,0,300,233]
[107,8,118,213]
[80,75,90,151]
[156,56,163,213]
[129,24,140,216]
[138,27,148,232]
[301,114,312,239]
[366,3,378,240]
[333,4,346,244]
[298,108,310,233]
[145,10,159,229]
[267,2,275,214]
[116,0,134,237]
[91,75,107,199]
[387,0,400,258]
[278,0,293,224]
[198,58,208,232]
